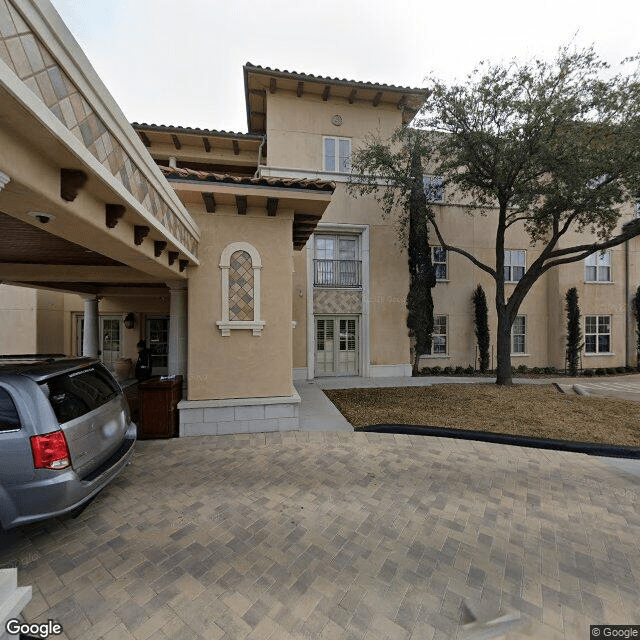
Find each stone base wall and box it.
[178,392,300,436]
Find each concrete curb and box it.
[359,424,640,459]
[573,384,590,396]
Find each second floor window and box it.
[585,250,611,282]
[432,247,447,280]
[314,234,361,287]
[423,175,444,203]
[323,137,351,173]
[504,250,526,282]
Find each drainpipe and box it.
[254,135,267,178]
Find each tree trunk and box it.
[495,308,513,385]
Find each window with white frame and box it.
[585,250,611,282]
[423,175,444,203]
[504,250,526,282]
[217,242,265,336]
[432,247,447,280]
[313,234,361,287]
[323,137,351,172]
[585,315,611,353]
[512,315,526,354]
[430,315,448,355]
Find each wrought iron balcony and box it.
[313,259,362,287]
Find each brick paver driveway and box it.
[1,432,639,640]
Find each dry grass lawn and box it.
[324,384,640,447]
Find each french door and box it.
[315,316,359,376]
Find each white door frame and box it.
[306,223,369,379]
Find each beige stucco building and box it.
[2,0,639,437]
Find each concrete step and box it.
[0,569,32,640]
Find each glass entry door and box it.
[315,316,359,376]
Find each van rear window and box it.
[0,387,20,431]
[40,364,120,424]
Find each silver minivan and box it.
[0,357,136,529]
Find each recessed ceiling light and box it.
[28,211,56,224]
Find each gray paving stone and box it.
[2,432,639,640]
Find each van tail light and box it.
[31,431,71,470]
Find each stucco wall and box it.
[0,284,37,354]
[186,205,294,400]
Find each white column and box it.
[82,296,99,358]
[167,281,188,379]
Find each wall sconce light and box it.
[123,312,135,329]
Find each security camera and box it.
[28,211,56,224]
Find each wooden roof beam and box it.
[202,192,216,213]
[202,136,211,152]
[235,195,247,215]
[348,89,357,104]
[372,92,382,107]
[266,197,278,217]
[296,81,303,97]
[134,225,150,246]
[168,251,179,265]
[105,203,125,229]
[269,78,277,94]
[154,241,167,257]
[171,134,181,150]
[232,140,240,155]
[322,85,330,101]
[138,131,151,147]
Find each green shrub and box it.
[420,367,430,375]
[465,365,475,375]
[595,368,606,376]
[431,366,442,374]
[606,367,617,375]
[443,366,454,375]
[531,367,542,374]
[625,365,634,373]
[516,364,528,373]
[583,368,594,376]
[454,366,465,375]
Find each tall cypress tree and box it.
[473,285,490,373]
[406,146,435,375]
[565,287,582,376]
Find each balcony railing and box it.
[313,259,362,287]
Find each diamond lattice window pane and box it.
[229,251,254,320]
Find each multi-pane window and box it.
[430,316,448,355]
[585,250,611,282]
[432,247,447,280]
[585,316,611,353]
[423,175,444,203]
[504,250,526,282]
[314,234,361,287]
[512,316,526,354]
[323,137,351,172]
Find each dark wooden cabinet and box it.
[137,376,182,439]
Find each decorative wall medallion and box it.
[331,114,343,127]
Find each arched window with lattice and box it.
[217,242,265,336]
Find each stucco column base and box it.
[178,392,301,437]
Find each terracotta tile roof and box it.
[159,166,335,191]
[244,63,426,94]
[132,123,262,140]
